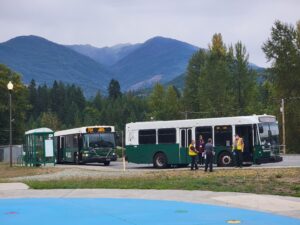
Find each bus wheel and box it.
[104,161,110,166]
[218,152,233,167]
[153,152,168,169]
[255,159,261,165]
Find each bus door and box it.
[179,128,192,163]
[235,125,253,163]
[58,136,65,163]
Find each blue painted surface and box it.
[0,198,300,225]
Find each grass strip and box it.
[25,168,300,197]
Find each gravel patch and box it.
[9,166,153,181]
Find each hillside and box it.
[67,43,141,66]
[0,35,264,94]
[0,36,112,94]
[111,36,199,90]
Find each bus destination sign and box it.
[86,127,112,133]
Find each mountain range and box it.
[0,35,263,95]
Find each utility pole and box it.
[280,98,286,154]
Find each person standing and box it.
[196,135,205,165]
[232,134,244,168]
[204,138,214,172]
[189,140,198,170]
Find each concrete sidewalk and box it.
[0,183,299,219]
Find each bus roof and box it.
[54,126,115,136]
[25,127,54,135]
[126,115,276,130]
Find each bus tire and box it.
[218,152,233,167]
[153,152,168,169]
[255,159,261,165]
[104,161,110,166]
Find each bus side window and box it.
[158,128,176,144]
[195,126,212,142]
[139,129,156,144]
[78,134,83,150]
[66,135,73,148]
[214,126,232,147]
[73,135,78,149]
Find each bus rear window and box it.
[158,128,176,144]
[139,129,156,144]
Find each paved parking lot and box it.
[63,154,300,171]
[9,154,299,182]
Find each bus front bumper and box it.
[270,155,283,162]
[82,156,111,163]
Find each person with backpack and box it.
[204,138,215,172]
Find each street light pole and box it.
[7,81,13,167]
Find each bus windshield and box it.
[259,122,279,146]
[84,133,115,148]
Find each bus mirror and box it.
[259,126,264,133]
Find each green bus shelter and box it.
[24,128,55,166]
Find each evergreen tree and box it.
[231,42,258,115]
[36,84,50,116]
[27,79,38,117]
[262,20,300,153]
[108,79,122,100]
[39,111,61,131]
[198,33,234,117]
[50,81,65,121]
[148,83,165,120]
[93,91,103,110]
[164,86,181,120]
[183,50,206,114]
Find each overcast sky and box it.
[0,0,299,67]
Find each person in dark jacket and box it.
[204,138,214,172]
[196,135,205,165]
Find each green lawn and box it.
[25,168,300,197]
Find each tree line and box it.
[0,20,299,152]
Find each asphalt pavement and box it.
[70,154,300,170]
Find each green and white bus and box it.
[54,126,117,165]
[125,115,282,168]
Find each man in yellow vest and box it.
[233,134,244,168]
[189,140,199,170]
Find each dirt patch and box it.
[0,163,63,182]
